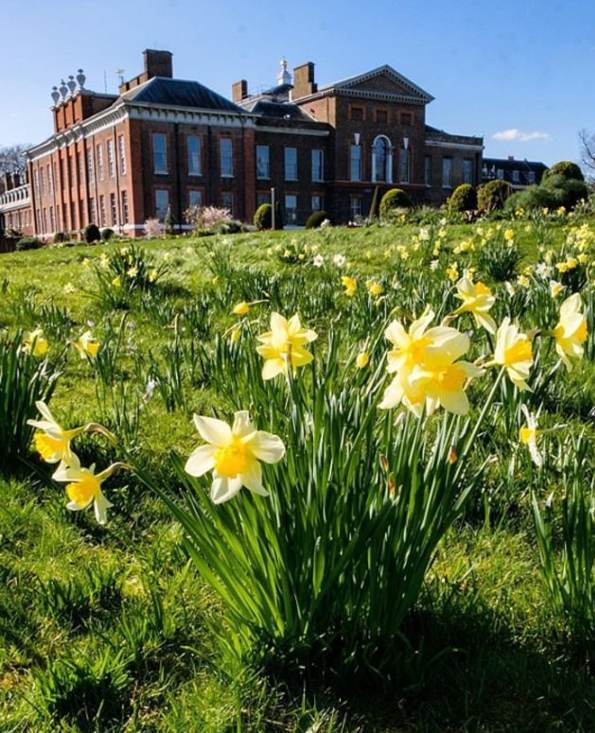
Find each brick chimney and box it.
[232,79,248,102]
[144,49,173,79]
[292,62,317,100]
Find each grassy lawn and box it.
[0,219,593,732]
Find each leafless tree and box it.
[579,129,595,174]
[0,144,29,176]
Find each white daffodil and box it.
[27,401,86,473]
[185,411,285,504]
[519,404,542,467]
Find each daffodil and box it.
[27,400,86,471]
[355,351,369,369]
[446,263,459,282]
[366,280,384,298]
[232,301,251,316]
[553,293,587,370]
[256,312,318,380]
[53,453,119,524]
[519,405,542,467]
[73,331,101,359]
[341,275,357,297]
[549,280,563,298]
[415,355,483,416]
[453,277,496,333]
[504,228,515,242]
[112,276,122,288]
[184,411,285,504]
[23,328,48,358]
[490,318,533,390]
[518,275,530,288]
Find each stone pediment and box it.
[325,65,434,104]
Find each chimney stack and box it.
[291,62,317,100]
[232,79,248,102]
[143,49,173,79]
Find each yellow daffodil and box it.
[148,269,159,283]
[127,266,138,278]
[366,280,384,298]
[112,276,122,288]
[577,253,588,265]
[553,293,587,370]
[453,277,496,333]
[53,453,120,525]
[355,351,369,369]
[381,310,476,416]
[504,228,515,241]
[446,263,459,282]
[27,400,86,471]
[341,275,357,297]
[518,275,530,288]
[73,331,101,359]
[491,318,533,390]
[519,404,542,467]
[549,281,563,298]
[232,301,251,316]
[229,325,241,344]
[256,312,318,380]
[184,411,285,504]
[23,328,48,358]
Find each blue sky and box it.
[2,0,594,165]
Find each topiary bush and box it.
[253,203,272,231]
[16,237,43,251]
[84,224,101,244]
[477,180,511,212]
[53,232,66,244]
[543,161,584,182]
[305,210,330,229]
[448,184,477,212]
[542,175,589,209]
[379,188,412,219]
[101,228,115,241]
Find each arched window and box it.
[372,136,392,183]
[399,146,410,183]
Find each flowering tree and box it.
[185,205,232,232]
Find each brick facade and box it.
[0,50,484,240]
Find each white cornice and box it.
[126,102,257,127]
[425,139,484,152]
[256,125,329,137]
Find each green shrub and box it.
[52,232,66,244]
[84,224,101,243]
[16,237,42,251]
[253,203,272,230]
[101,228,115,241]
[379,188,412,219]
[542,175,589,209]
[305,210,330,229]
[506,185,558,212]
[477,180,511,211]
[448,183,477,212]
[476,238,522,281]
[544,160,584,182]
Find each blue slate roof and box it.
[122,76,245,113]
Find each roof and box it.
[121,76,245,113]
[425,124,483,146]
[240,98,313,122]
[482,157,547,170]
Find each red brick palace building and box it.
[0,49,484,238]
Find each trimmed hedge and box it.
[379,188,412,219]
[543,160,584,182]
[477,180,511,212]
[448,184,477,212]
[16,237,43,251]
[253,203,272,230]
[305,210,330,229]
[101,228,115,241]
[84,224,101,243]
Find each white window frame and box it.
[188,189,203,208]
[350,144,362,182]
[371,135,393,184]
[155,188,170,221]
[442,157,453,189]
[463,159,474,184]
[311,195,322,211]
[284,147,298,181]
[285,193,298,224]
[256,145,270,180]
[220,138,233,178]
[118,135,127,176]
[107,139,115,178]
[152,133,168,174]
[187,135,201,176]
[311,149,324,182]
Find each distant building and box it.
[1,49,484,239]
[481,156,547,189]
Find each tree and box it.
[579,129,595,175]
[0,144,29,176]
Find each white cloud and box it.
[492,128,550,142]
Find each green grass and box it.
[0,219,594,731]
